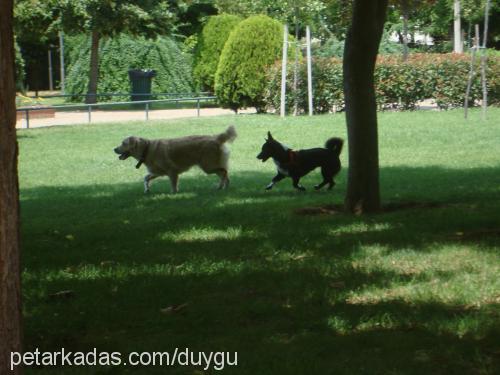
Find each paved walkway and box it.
[16,107,256,129]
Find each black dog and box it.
[257,132,343,191]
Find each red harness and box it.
[288,150,298,164]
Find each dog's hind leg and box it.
[327,180,336,190]
[215,168,229,189]
[169,173,179,194]
[315,169,333,191]
[266,172,286,190]
[206,168,229,189]
[144,174,159,193]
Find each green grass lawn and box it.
[18,109,500,374]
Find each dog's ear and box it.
[267,131,274,141]
[127,136,138,151]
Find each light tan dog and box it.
[114,126,237,193]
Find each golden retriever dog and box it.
[114,126,237,193]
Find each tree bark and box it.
[0,0,23,373]
[85,29,100,104]
[343,0,388,214]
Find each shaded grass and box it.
[18,109,500,374]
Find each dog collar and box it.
[288,150,297,164]
[135,142,150,169]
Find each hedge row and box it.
[65,34,193,101]
[265,54,500,113]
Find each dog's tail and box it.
[216,125,237,144]
[325,137,344,156]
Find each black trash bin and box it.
[128,69,156,101]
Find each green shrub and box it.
[265,54,499,113]
[65,34,194,101]
[193,14,242,91]
[265,58,344,114]
[214,15,287,112]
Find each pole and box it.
[59,31,65,94]
[480,0,491,120]
[48,49,54,91]
[453,0,463,53]
[293,8,299,116]
[306,25,313,116]
[401,0,409,61]
[464,25,479,119]
[280,24,288,118]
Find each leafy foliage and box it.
[214,15,286,112]
[193,14,242,91]
[215,0,328,38]
[315,30,404,58]
[266,53,500,113]
[14,39,26,92]
[14,0,59,44]
[65,34,193,100]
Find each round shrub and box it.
[65,34,194,101]
[193,14,242,91]
[214,15,287,112]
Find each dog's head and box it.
[114,136,141,160]
[256,131,283,162]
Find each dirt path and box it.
[16,107,256,129]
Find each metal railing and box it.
[27,92,212,100]
[17,96,217,129]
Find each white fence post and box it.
[306,26,313,116]
[280,24,288,118]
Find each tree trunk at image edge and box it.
[85,29,100,104]
[343,0,388,214]
[0,0,23,374]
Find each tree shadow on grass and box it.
[20,166,500,374]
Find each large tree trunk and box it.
[343,0,388,214]
[85,29,100,104]
[0,0,23,373]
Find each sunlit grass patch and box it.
[214,195,291,208]
[347,245,500,307]
[159,226,256,243]
[328,222,393,236]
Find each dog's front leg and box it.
[265,172,286,190]
[169,173,179,194]
[144,174,158,193]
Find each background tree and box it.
[0,0,23,373]
[214,0,328,38]
[14,0,59,92]
[343,0,389,214]
[56,0,177,103]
